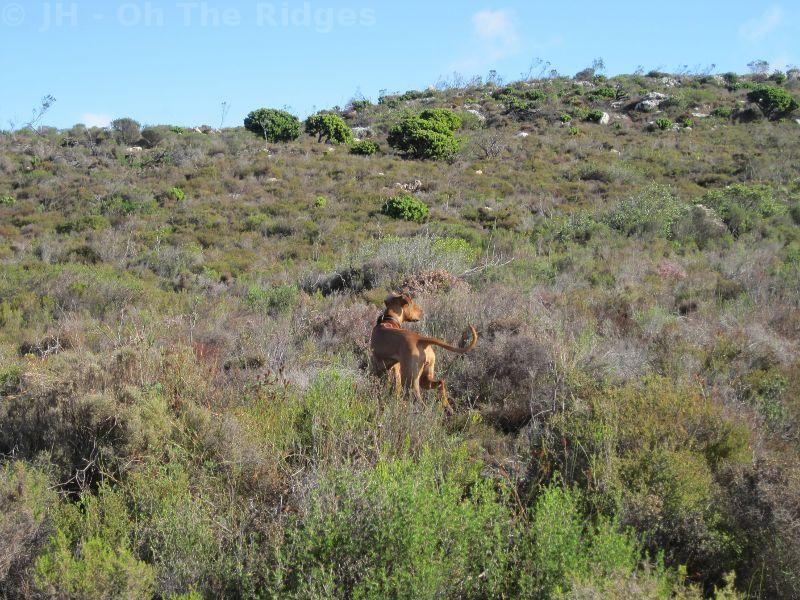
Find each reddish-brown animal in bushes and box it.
[370,293,477,411]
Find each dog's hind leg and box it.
[420,350,451,412]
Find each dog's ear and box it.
[384,293,401,307]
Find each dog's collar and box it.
[377,313,402,328]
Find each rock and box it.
[691,112,710,118]
[675,204,728,240]
[466,109,486,121]
[266,177,280,183]
[711,74,726,85]
[795,119,800,126]
[377,172,385,176]
[574,81,595,89]
[474,170,483,175]
[516,131,530,138]
[611,101,625,109]
[352,126,374,139]
[396,179,423,193]
[635,92,669,112]
[660,77,680,87]
[125,146,143,155]
[599,112,610,125]
[609,149,622,156]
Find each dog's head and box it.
[385,292,423,322]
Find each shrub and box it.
[605,185,688,237]
[304,113,353,144]
[277,448,513,598]
[585,109,605,123]
[589,86,618,100]
[168,187,186,202]
[387,110,462,160]
[314,195,328,208]
[701,184,786,236]
[381,195,429,222]
[244,108,301,142]
[747,85,799,119]
[350,99,372,112]
[560,114,573,123]
[35,485,156,599]
[713,106,734,118]
[246,283,299,314]
[1,194,16,205]
[140,127,165,148]
[111,118,142,145]
[349,139,379,156]
[655,118,674,130]
[568,126,580,136]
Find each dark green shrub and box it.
[713,106,734,118]
[560,113,572,123]
[350,99,372,112]
[388,110,462,160]
[381,195,429,222]
[770,71,788,85]
[747,85,799,119]
[244,108,301,142]
[304,113,353,144]
[585,109,605,123]
[589,86,618,100]
[140,127,165,148]
[111,118,142,145]
[655,118,674,130]
[349,139,379,156]
[55,215,110,234]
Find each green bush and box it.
[560,113,573,123]
[1,194,15,205]
[246,283,299,314]
[387,109,462,160]
[713,106,734,118]
[244,108,301,142]
[514,483,681,597]
[168,187,186,202]
[314,195,328,208]
[140,127,165,148]
[589,86,618,100]
[35,484,155,599]
[747,85,799,119]
[304,113,353,144]
[605,185,688,237]
[277,448,513,598]
[381,195,429,222]
[701,184,786,236]
[349,139,379,156]
[655,118,674,130]
[585,109,605,123]
[111,118,142,145]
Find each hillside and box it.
[1,71,800,598]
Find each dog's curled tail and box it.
[422,325,478,355]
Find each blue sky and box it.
[1,1,797,129]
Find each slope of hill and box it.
[1,71,799,598]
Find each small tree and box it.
[304,113,353,144]
[140,127,164,148]
[244,108,301,143]
[747,85,799,119]
[388,109,462,161]
[111,118,142,145]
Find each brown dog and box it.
[370,293,477,410]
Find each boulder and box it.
[352,126,374,139]
[635,92,669,112]
[396,179,423,193]
[660,77,680,87]
[466,109,486,121]
[674,204,728,241]
[599,112,611,125]
[691,112,710,118]
[516,131,530,138]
